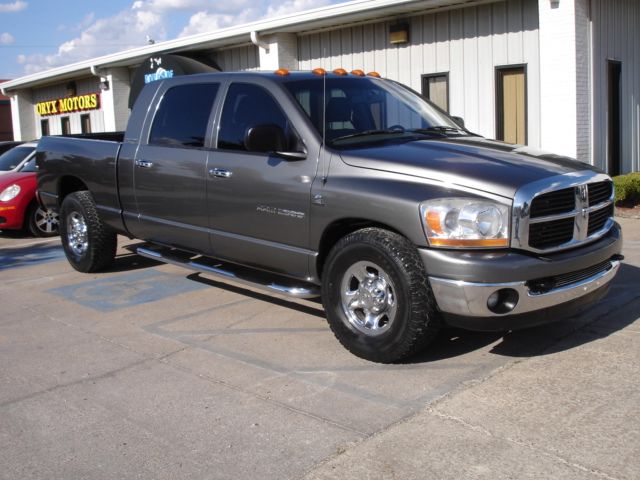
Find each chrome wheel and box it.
[67,211,88,256]
[340,261,397,336]
[33,206,59,235]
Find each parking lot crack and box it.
[155,353,370,438]
[427,408,623,480]
[0,358,150,409]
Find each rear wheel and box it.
[322,228,441,363]
[59,191,117,272]
[27,203,59,237]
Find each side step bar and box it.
[136,246,320,299]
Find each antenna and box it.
[322,65,327,184]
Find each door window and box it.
[218,83,302,152]
[149,83,219,148]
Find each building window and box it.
[81,114,92,134]
[496,65,527,145]
[41,119,50,136]
[422,73,449,112]
[61,116,71,135]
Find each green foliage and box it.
[613,173,640,204]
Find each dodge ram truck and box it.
[36,69,623,363]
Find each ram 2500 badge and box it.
[37,69,623,362]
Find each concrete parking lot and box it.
[1,219,639,479]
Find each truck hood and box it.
[338,137,600,199]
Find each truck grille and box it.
[529,218,575,250]
[530,188,575,218]
[527,260,613,294]
[513,173,614,253]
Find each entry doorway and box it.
[496,66,527,145]
[607,60,622,176]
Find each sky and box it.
[0,0,348,80]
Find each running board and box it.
[136,246,320,299]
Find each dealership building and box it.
[1,0,638,174]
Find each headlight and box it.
[0,184,21,202]
[420,198,510,248]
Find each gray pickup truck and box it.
[37,70,623,362]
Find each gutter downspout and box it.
[90,65,104,79]
[251,31,269,53]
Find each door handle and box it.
[209,168,233,178]
[135,159,154,168]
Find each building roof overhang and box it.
[1,0,494,93]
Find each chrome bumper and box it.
[429,260,620,317]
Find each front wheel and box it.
[59,191,117,272]
[322,228,442,363]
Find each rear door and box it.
[206,80,319,278]
[130,81,220,253]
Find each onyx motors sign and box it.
[36,93,100,117]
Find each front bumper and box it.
[419,223,623,330]
[0,204,23,230]
[429,259,619,317]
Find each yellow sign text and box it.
[35,93,100,117]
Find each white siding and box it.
[214,45,259,71]
[591,0,640,173]
[298,0,541,144]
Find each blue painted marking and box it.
[0,243,66,271]
[48,269,207,312]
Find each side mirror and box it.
[245,124,306,160]
[245,124,286,152]
[451,116,465,128]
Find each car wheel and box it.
[322,228,442,363]
[59,191,117,273]
[27,203,59,237]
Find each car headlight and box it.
[420,198,510,248]
[0,184,21,202]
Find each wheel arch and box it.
[316,218,407,280]
[57,176,89,206]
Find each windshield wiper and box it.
[329,128,409,143]
[411,126,467,135]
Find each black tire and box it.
[59,191,117,272]
[322,228,441,363]
[26,202,59,237]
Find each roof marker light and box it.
[367,71,381,78]
[350,69,365,76]
[333,68,348,76]
[312,67,327,76]
[274,68,290,76]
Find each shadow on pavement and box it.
[105,252,163,273]
[186,272,326,319]
[0,241,64,270]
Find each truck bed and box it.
[36,133,126,233]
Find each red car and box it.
[0,157,58,236]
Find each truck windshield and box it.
[282,76,466,147]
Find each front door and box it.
[497,66,527,145]
[131,82,219,253]
[206,81,317,278]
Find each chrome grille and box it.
[512,172,614,254]
[529,218,575,250]
[588,181,613,206]
[529,188,575,218]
